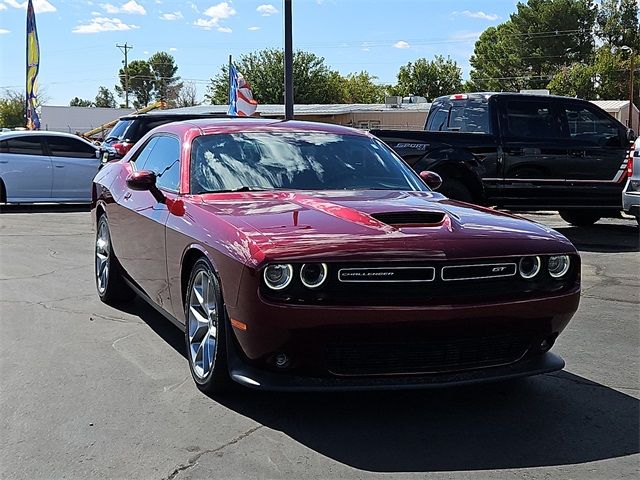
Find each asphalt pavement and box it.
[0,208,638,480]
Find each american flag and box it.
[228,64,258,117]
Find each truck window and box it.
[505,100,561,139]
[426,106,449,131]
[563,104,622,147]
[460,98,491,133]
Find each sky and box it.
[0,0,519,105]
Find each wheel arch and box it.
[0,177,6,203]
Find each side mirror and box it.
[126,170,165,204]
[419,170,443,190]
[627,128,636,142]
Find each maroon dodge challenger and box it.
[91,118,580,393]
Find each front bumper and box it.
[226,334,565,391]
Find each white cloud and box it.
[248,26,260,31]
[393,40,410,49]
[72,16,139,33]
[160,11,183,21]
[4,0,57,14]
[455,10,499,21]
[143,50,149,55]
[0,4,7,11]
[217,26,232,33]
[194,2,236,30]
[169,47,177,52]
[361,42,372,52]
[100,1,146,15]
[257,4,278,16]
[449,31,482,42]
[0,28,10,34]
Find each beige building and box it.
[590,100,639,132]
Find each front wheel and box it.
[558,210,601,227]
[95,215,134,305]
[185,258,231,394]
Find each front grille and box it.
[326,334,531,376]
[338,266,435,283]
[371,211,445,226]
[442,263,517,281]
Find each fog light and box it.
[263,264,293,290]
[548,255,570,278]
[274,353,290,369]
[519,256,541,279]
[300,263,328,289]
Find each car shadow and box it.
[127,298,639,473]
[553,223,638,253]
[0,204,91,214]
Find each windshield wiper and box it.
[205,186,270,193]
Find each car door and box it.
[0,135,52,202]
[45,135,100,201]
[499,97,569,207]
[111,135,181,312]
[561,101,628,183]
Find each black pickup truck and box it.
[372,92,635,226]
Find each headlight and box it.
[263,264,293,290]
[548,255,570,278]
[300,263,328,289]
[519,256,541,279]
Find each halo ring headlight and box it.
[263,264,293,290]
[300,263,328,289]
[519,256,541,279]
[548,255,570,278]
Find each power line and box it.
[116,43,133,108]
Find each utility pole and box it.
[116,43,133,108]
[629,51,635,130]
[284,0,294,120]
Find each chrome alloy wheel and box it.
[95,220,110,294]
[187,270,218,380]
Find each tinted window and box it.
[458,98,491,133]
[106,120,133,141]
[426,107,449,132]
[47,136,96,158]
[141,136,180,191]
[0,136,44,155]
[131,137,158,168]
[190,132,426,193]
[564,104,622,147]
[505,100,561,139]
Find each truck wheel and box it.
[438,179,474,203]
[558,210,601,227]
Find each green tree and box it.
[148,52,182,105]
[0,90,25,128]
[597,0,639,49]
[393,56,462,101]
[470,0,596,91]
[116,60,154,109]
[206,49,344,105]
[94,86,116,108]
[547,63,596,98]
[69,97,94,107]
[340,72,386,103]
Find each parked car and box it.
[92,118,580,393]
[622,137,640,225]
[100,107,227,162]
[372,92,635,226]
[0,131,99,203]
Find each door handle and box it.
[123,192,132,200]
[0,160,8,164]
[505,148,524,155]
[569,150,586,158]
[54,165,65,168]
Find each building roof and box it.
[590,100,633,112]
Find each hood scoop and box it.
[370,211,446,227]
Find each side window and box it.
[505,100,562,139]
[130,137,158,169]
[426,106,450,131]
[458,98,491,133]
[563,104,622,147]
[141,136,180,191]
[1,136,45,155]
[46,136,96,159]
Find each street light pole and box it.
[284,0,294,120]
[621,46,635,130]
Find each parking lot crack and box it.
[163,425,263,480]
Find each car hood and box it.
[195,190,576,263]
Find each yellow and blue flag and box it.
[26,0,40,130]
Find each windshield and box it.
[190,131,427,193]
[105,120,133,141]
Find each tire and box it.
[184,258,231,394]
[558,210,601,227]
[95,214,135,305]
[438,178,474,203]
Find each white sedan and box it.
[0,131,100,203]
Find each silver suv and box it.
[623,138,640,226]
